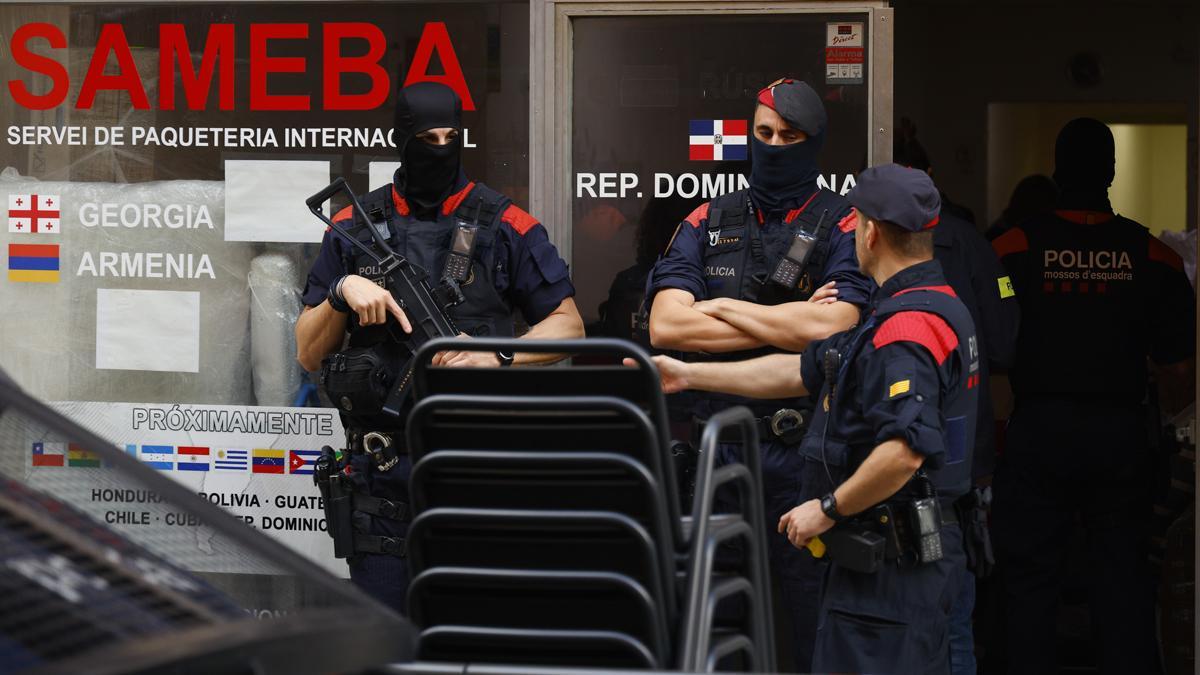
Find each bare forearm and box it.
[684,353,807,399]
[515,297,586,365]
[711,299,860,351]
[832,438,925,516]
[650,293,765,353]
[295,303,348,372]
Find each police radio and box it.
[444,223,478,283]
[770,209,828,289]
[444,200,482,284]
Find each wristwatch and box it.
[820,493,845,523]
[495,351,515,367]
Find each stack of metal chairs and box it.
[398,338,775,673]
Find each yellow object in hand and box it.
[807,536,827,558]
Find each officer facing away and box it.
[990,118,1195,674]
[643,164,979,674]
[295,81,584,613]
[646,77,872,670]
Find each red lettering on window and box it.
[404,22,475,111]
[159,24,235,111]
[77,25,150,109]
[323,23,389,111]
[250,23,310,111]
[7,23,69,110]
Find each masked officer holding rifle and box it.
[646,77,872,670]
[643,164,978,674]
[295,81,583,613]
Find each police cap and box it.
[848,163,942,231]
[756,78,827,137]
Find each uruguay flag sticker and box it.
[689,119,749,161]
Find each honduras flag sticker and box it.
[689,120,748,161]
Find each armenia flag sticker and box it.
[8,243,59,283]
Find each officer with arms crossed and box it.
[990,118,1195,674]
[645,164,978,674]
[646,77,871,671]
[295,81,584,612]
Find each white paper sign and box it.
[223,160,330,243]
[96,289,200,373]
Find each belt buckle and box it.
[769,408,805,438]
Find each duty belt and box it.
[347,429,408,472]
[693,408,809,445]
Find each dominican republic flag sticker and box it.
[689,120,748,161]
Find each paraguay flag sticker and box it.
[689,119,748,161]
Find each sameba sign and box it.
[7,21,476,112]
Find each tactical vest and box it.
[690,187,845,417]
[340,182,517,352]
[1007,213,1156,403]
[800,287,979,501]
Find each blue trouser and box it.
[718,438,825,672]
[991,400,1156,675]
[345,451,412,615]
[813,524,964,675]
[948,559,977,675]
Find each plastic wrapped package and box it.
[0,167,259,405]
[248,250,304,407]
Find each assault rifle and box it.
[306,177,464,417]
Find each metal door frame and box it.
[529,0,893,256]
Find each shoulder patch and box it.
[992,227,1028,258]
[837,210,857,233]
[685,202,711,229]
[873,311,959,365]
[440,181,476,216]
[1148,236,1185,273]
[501,204,540,236]
[331,204,354,231]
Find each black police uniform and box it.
[647,79,872,671]
[790,164,979,674]
[798,258,978,674]
[990,206,1194,674]
[300,175,574,612]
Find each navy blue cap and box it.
[847,163,942,231]
[757,78,827,137]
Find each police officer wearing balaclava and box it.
[296,81,584,612]
[990,118,1195,674]
[646,78,872,670]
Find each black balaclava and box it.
[394,81,463,216]
[749,78,827,214]
[1053,117,1115,213]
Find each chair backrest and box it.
[407,394,683,539]
[408,567,667,665]
[408,508,668,616]
[411,339,679,515]
[409,450,662,533]
[416,626,658,669]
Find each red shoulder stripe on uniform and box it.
[440,181,476,216]
[992,227,1028,258]
[685,202,711,228]
[330,204,354,232]
[1055,209,1113,225]
[837,210,857,233]
[501,204,540,236]
[1148,236,1185,273]
[893,285,957,298]
[873,311,959,365]
[391,186,410,216]
[783,191,821,224]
